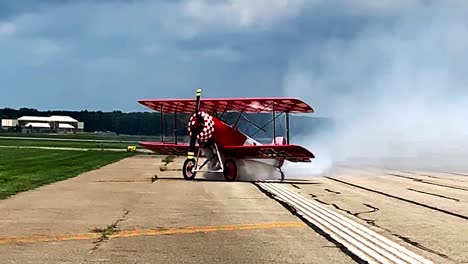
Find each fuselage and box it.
[188,111,262,148]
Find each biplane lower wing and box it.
[139,142,314,162]
[138,142,195,156]
[223,144,314,162]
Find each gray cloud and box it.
[0,0,405,112]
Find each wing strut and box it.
[174,111,178,144]
[272,102,276,140]
[286,112,290,144]
[250,112,284,138]
[160,105,164,142]
[219,102,230,120]
[233,108,245,128]
[240,113,266,133]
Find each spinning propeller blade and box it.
[187,88,203,159]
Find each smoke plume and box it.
[283,1,468,173]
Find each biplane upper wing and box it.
[138,97,313,113]
[138,142,196,156]
[223,144,315,162]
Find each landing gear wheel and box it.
[223,159,238,182]
[182,158,197,180]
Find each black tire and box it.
[223,159,238,182]
[182,158,197,180]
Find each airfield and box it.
[1,148,467,263]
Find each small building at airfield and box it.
[1,119,18,131]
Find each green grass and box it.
[0,138,129,149]
[0,132,190,143]
[0,148,132,199]
[0,132,162,142]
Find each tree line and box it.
[0,107,333,138]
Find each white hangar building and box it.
[1,115,84,133]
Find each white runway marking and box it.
[257,182,434,264]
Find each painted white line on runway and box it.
[257,182,434,264]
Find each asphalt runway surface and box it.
[0,155,467,263]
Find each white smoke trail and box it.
[283,1,468,173]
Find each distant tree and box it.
[0,108,334,137]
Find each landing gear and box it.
[182,158,197,180]
[279,167,285,182]
[223,159,238,182]
[278,158,285,182]
[182,144,240,182]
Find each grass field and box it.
[0,132,163,141]
[0,132,190,149]
[0,148,132,199]
[0,138,130,149]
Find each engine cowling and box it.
[187,111,250,148]
[188,111,215,143]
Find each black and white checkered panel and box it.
[188,112,215,143]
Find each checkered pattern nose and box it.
[188,111,215,143]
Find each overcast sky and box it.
[0,0,467,117]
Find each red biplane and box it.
[138,89,315,182]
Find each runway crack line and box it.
[385,173,468,192]
[92,180,150,183]
[291,184,301,189]
[325,177,468,221]
[324,188,341,194]
[399,171,442,180]
[91,209,130,251]
[445,172,468,177]
[403,171,468,183]
[390,233,451,260]
[311,197,378,226]
[407,188,460,202]
[357,204,379,216]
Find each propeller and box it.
[187,88,204,159]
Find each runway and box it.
[0,155,466,263]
